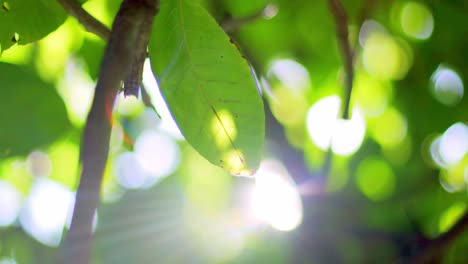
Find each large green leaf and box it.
[149,0,264,176]
[0,62,71,157]
[0,0,67,52]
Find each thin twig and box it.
[410,211,468,263]
[221,4,276,33]
[57,0,110,40]
[141,82,161,118]
[318,0,355,179]
[61,1,158,263]
[328,0,354,120]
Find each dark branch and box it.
[123,14,153,97]
[57,0,110,40]
[58,0,155,101]
[410,211,468,263]
[61,1,158,263]
[327,0,354,120]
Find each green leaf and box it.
[0,62,71,157]
[0,0,67,52]
[149,0,264,176]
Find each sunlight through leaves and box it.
[356,157,395,201]
[306,95,366,156]
[399,2,434,40]
[430,65,464,106]
[19,179,74,246]
[0,180,21,227]
[250,160,302,231]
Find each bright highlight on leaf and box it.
[149,0,265,176]
[211,109,237,149]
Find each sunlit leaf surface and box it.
[0,63,70,156]
[149,0,264,176]
[0,0,66,52]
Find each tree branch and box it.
[58,0,155,104]
[410,211,468,263]
[61,1,158,263]
[327,0,354,120]
[57,0,110,40]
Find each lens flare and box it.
[250,160,302,231]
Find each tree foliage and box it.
[0,0,467,263]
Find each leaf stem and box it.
[327,0,354,120]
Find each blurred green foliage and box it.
[0,0,467,263]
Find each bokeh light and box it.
[362,24,413,80]
[400,2,434,40]
[26,151,52,178]
[267,59,310,91]
[353,72,392,117]
[263,4,279,19]
[369,107,408,147]
[57,58,95,126]
[359,20,386,48]
[306,95,366,156]
[116,93,145,117]
[331,112,366,156]
[438,123,468,166]
[0,180,22,227]
[356,157,395,201]
[115,130,181,189]
[269,87,308,126]
[19,179,74,246]
[47,140,79,189]
[439,202,467,233]
[251,160,302,231]
[0,158,32,195]
[430,137,445,168]
[430,65,464,106]
[439,158,468,193]
[382,136,412,166]
[115,152,148,189]
[0,258,17,264]
[266,59,310,126]
[35,18,84,81]
[306,96,339,149]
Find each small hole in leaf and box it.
[11,32,19,43]
[2,1,10,11]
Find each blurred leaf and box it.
[78,35,105,80]
[0,0,66,52]
[149,0,265,176]
[0,62,70,157]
